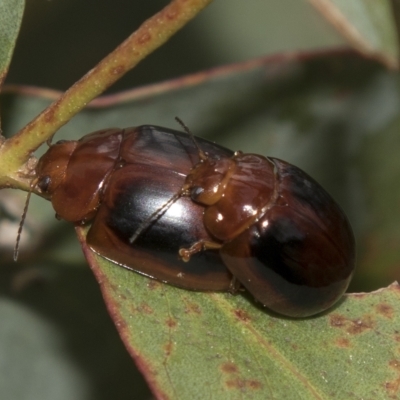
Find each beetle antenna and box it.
[175,117,207,161]
[129,191,182,244]
[14,179,37,261]
[131,119,207,245]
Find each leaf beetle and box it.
[29,122,356,317]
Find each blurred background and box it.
[7,0,344,90]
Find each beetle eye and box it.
[191,186,204,200]
[37,175,51,192]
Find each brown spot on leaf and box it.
[184,301,202,315]
[226,379,245,390]
[335,337,351,348]
[376,303,394,319]
[225,378,262,391]
[221,360,262,391]
[385,360,400,398]
[164,340,174,357]
[234,309,251,322]
[147,280,161,290]
[166,318,177,328]
[347,316,375,334]
[329,314,346,328]
[248,380,262,390]
[129,304,138,315]
[221,362,239,374]
[138,302,153,315]
[384,381,400,399]
[390,359,400,371]
[329,313,375,335]
[129,302,153,315]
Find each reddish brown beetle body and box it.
[182,152,355,316]
[37,126,234,291]
[36,125,356,317]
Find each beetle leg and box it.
[228,276,242,295]
[179,240,222,262]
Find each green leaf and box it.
[0,0,24,84]
[309,0,399,68]
[81,230,400,399]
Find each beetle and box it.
[32,124,356,318]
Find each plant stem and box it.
[1,0,214,185]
